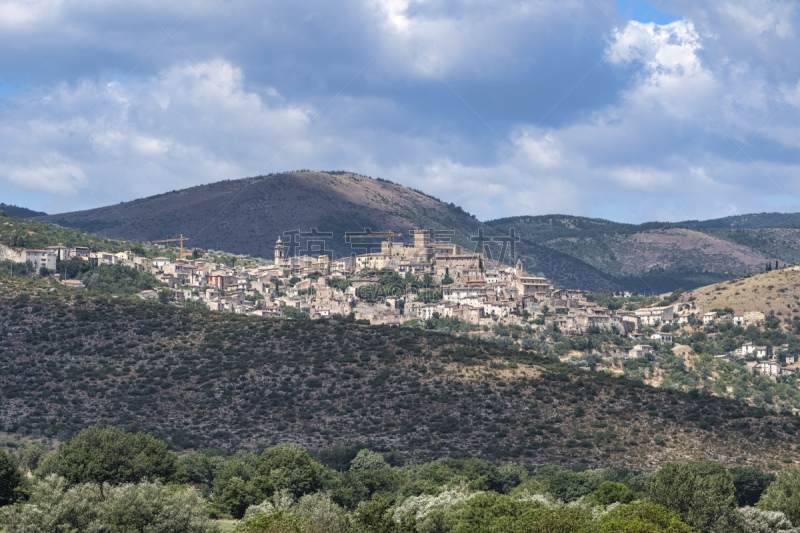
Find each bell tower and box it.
[274,237,285,264]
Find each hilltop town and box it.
[21,228,761,334]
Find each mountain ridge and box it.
[36,172,800,293]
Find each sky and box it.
[0,0,799,223]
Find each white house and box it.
[23,250,57,272]
[650,333,673,345]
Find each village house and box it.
[46,245,70,260]
[628,344,655,359]
[738,343,757,357]
[650,332,673,345]
[633,305,674,327]
[755,360,783,378]
[702,312,717,324]
[152,257,171,269]
[137,290,159,302]
[69,247,90,260]
[23,250,57,271]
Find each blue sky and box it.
[0,0,799,223]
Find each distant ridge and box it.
[37,172,800,293]
[0,203,46,219]
[37,171,622,291]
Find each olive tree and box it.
[757,468,800,526]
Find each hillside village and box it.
[21,228,800,378]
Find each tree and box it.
[159,288,173,304]
[256,444,328,499]
[36,425,179,486]
[216,476,263,519]
[350,450,388,472]
[351,495,414,533]
[738,507,798,533]
[687,473,743,533]
[179,450,225,488]
[587,481,636,507]
[1,475,216,533]
[212,451,262,519]
[0,450,23,506]
[18,444,47,475]
[598,502,693,533]
[730,467,775,508]
[757,468,800,526]
[647,463,743,533]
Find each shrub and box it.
[598,501,693,532]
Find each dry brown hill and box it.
[679,267,800,318]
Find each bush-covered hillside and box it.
[0,277,797,472]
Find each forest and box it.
[1,426,799,532]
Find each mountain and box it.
[0,277,796,470]
[37,172,800,293]
[486,215,800,294]
[37,172,623,291]
[0,203,46,219]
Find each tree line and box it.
[2,426,800,532]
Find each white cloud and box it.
[1,0,800,224]
[0,0,63,30]
[0,59,312,207]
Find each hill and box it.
[36,173,800,293]
[37,172,623,291]
[677,267,800,318]
[0,276,797,471]
[486,215,800,294]
[0,203,46,219]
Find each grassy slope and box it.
[679,267,800,317]
[0,276,797,471]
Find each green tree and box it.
[739,506,797,533]
[1,475,217,533]
[17,444,47,475]
[449,492,525,533]
[647,463,743,533]
[587,481,636,507]
[350,450,388,472]
[216,476,263,519]
[598,502,693,533]
[36,425,178,486]
[256,444,328,499]
[159,288,173,303]
[0,449,23,506]
[350,495,414,533]
[757,468,800,526]
[730,466,775,507]
[212,451,261,518]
